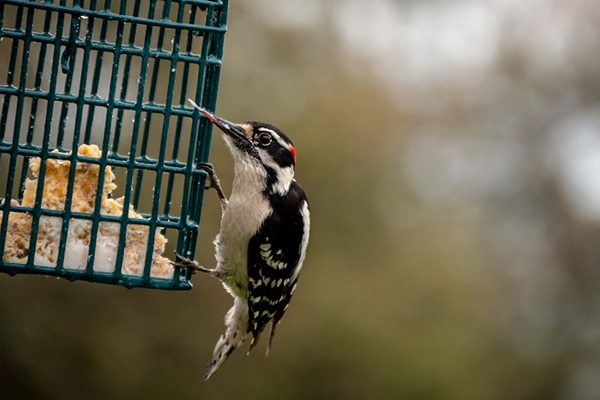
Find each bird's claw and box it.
[171,252,214,275]
[196,162,228,208]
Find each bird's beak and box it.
[188,99,250,144]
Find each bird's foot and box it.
[196,162,228,209]
[172,253,215,275]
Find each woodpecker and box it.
[174,100,310,380]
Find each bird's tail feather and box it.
[204,299,248,380]
[265,321,278,356]
[204,334,238,380]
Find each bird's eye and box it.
[257,132,272,146]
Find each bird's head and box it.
[190,100,297,195]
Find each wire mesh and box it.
[0,0,229,289]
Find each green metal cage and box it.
[0,0,229,290]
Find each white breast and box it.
[214,161,271,297]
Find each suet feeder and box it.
[0,0,229,289]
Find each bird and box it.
[173,99,310,380]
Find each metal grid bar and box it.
[0,0,229,290]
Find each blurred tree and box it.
[3,0,600,399]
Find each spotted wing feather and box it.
[246,181,309,352]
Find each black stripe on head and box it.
[248,122,296,168]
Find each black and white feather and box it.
[247,181,310,352]
[174,101,310,380]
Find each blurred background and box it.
[3,0,600,398]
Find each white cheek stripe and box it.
[273,167,294,195]
[259,152,294,195]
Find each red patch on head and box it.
[289,145,297,162]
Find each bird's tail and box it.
[204,298,248,380]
